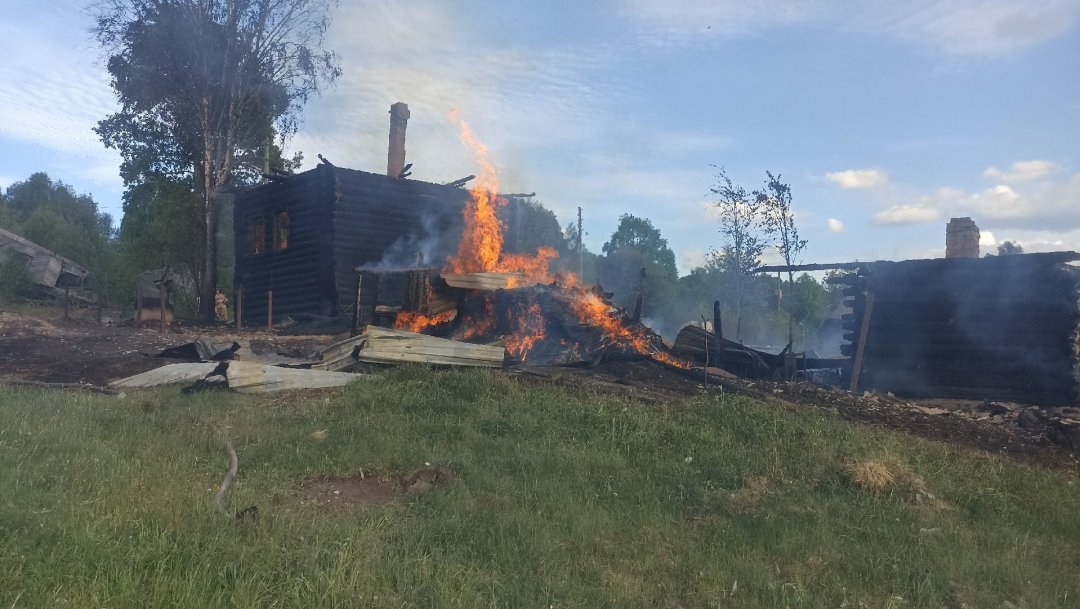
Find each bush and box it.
[0,256,35,303]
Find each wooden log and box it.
[357,327,505,368]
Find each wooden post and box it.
[848,292,875,392]
[712,300,723,367]
[351,273,364,337]
[157,282,165,332]
[267,289,273,331]
[369,274,383,327]
[631,267,646,323]
[235,287,243,331]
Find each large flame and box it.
[420,112,689,368]
[445,111,505,274]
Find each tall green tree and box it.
[92,0,340,319]
[1,173,115,271]
[710,167,766,341]
[598,214,678,321]
[755,171,806,347]
[601,214,678,282]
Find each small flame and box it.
[394,310,456,332]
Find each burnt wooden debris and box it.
[833,252,1080,405]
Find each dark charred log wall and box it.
[234,165,467,326]
[234,166,336,324]
[840,253,1080,405]
[330,168,466,318]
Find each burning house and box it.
[233,105,683,369]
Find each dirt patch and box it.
[300,466,454,510]
[0,308,336,386]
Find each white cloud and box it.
[679,248,709,273]
[979,230,997,248]
[827,218,845,233]
[825,168,888,189]
[873,203,941,225]
[964,184,1027,218]
[983,160,1058,183]
[614,0,1080,57]
[870,169,1080,238]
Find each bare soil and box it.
[300,466,454,511]
[0,308,332,386]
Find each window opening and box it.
[273,211,289,251]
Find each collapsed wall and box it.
[839,252,1080,405]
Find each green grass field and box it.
[1,366,1078,608]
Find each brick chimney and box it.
[387,102,410,178]
[946,217,980,258]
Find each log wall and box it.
[840,253,1080,405]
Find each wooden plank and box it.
[110,363,220,388]
[311,335,365,371]
[223,361,366,394]
[441,272,522,291]
[357,326,505,368]
[848,292,875,392]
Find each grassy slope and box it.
[1,367,1077,609]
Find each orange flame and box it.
[445,112,506,274]
[503,302,545,361]
[394,309,456,332]
[437,112,689,368]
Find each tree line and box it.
[2,0,842,348]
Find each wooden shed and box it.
[233,163,468,326]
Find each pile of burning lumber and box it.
[353,268,683,369]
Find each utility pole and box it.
[577,206,584,278]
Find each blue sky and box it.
[1,0,1078,272]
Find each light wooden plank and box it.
[358,327,505,367]
[440,272,522,290]
[223,361,368,394]
[110,363,219,388]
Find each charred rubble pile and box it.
[355,269,681,368]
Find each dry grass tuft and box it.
[847,459,942,508]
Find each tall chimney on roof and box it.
[387,102,410,178]
[946,217,980,258]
